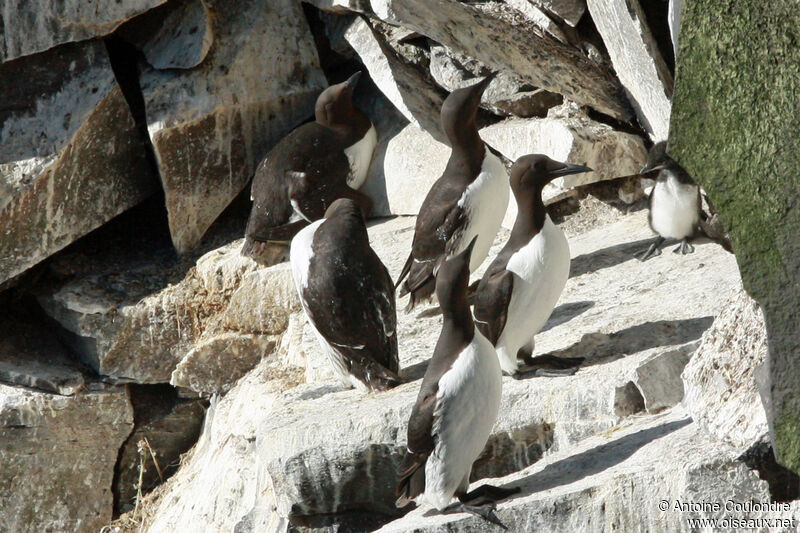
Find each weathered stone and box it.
[682,288,769,453]
[0,41,156,287]
[306,0,631,120]
[115,386,205,514]
[170,332,277,394]
[0,0,168,62]
[480,103,647,228]
[0,311,85,396]
[474,1,567,41]
[140,0,326,252]
[119,0,213,70]
[508,0,586,27]
[379,409,779,532]
[37,236,298,387]
[587,0,672,140]
[428,43,563,118]
[0,382,133,532]
[344,17,446,142]
[669,0,800,474]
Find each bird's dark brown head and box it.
[315,71,362,128]
[324,197,364,223]
[435,236,477,314]
[510,154,592,199]
[440,74,495,143]
[641,141,676,174]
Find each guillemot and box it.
[395,75,509,310]
[289,198,400,392]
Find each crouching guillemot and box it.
[289,198,400,392]
[638,141,732,261]
[396,237,519,528]
[473,155,590,377]
[243,71,377,261]
[395,75,509,311]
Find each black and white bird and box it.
[396,75,509,310]
[638,141,704,261]
[473,155,590,377]
[289,198,400,392]
[396,237,518,528]
[243,72,376,260]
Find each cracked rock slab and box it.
[140,0,327,252]
[0,41,156,287]
[0,382,133,532]
[0,0,168,62]
[587,0,673,140]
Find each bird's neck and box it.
[511,188,547,240]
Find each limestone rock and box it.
[480,104,647,228]
[115,386,206,514]
[37,237,299,388]
[0,0,168,62]
[507,0,586,27]
[119,0,213,70]
[682,288,769,453]
[0,41,156,287]
[306,0,631,120]
[669,0,800,473]
[0,311,85,396]
[140,0,327,252]
[429,43,563,118]
[343,17,447,142]
[587,0,672,140]
[0,382,133,532]
[379,410,775,532]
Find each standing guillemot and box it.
[396,237,518,528]
[242,71,377,261]
[395,74,509,311]
[473,155,590,377]
[289,198,400,392]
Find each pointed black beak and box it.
[471,73,496,97]
[343,71,362,90]
[548,163,593,178]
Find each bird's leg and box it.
[443,484,521,530]
[672,238,695,255]
[638,236,665,261]
[512,343,583,378]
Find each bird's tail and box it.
[395,252,413,291]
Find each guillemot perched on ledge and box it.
[396,74,509,311]
[243,71,376,261]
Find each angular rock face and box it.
[509,0,587,27]
[139,0,327,252]
[669,0,800,474]
[682,288,769,453]
[0,0,168,62]
[0,41,156,287]
[114,385,206,514]
[587,0,672,140]
[428,43,563,118]
[0,382,133,532]
[307,0,631,120]
[480,103,647,228]
[37,237,299,388]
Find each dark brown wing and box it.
[396,381,437,507]
[473,269,514,345]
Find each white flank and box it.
[289,219,369,392]
[650,171,700,240]
[423,329,502,510]
[452,150,510,273]
[343,124,377,189]
[496,215,570,374]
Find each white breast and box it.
[650,172,700,240]
[423,329,502,510]
[289,220,366,390]
[496,216,570,374]
[343,125,377,190]
[453,150,510,273]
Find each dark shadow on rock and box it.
[570,237,659,278]
[548,317,714,368]
[540,300,595,333]
[502,417,691,501]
